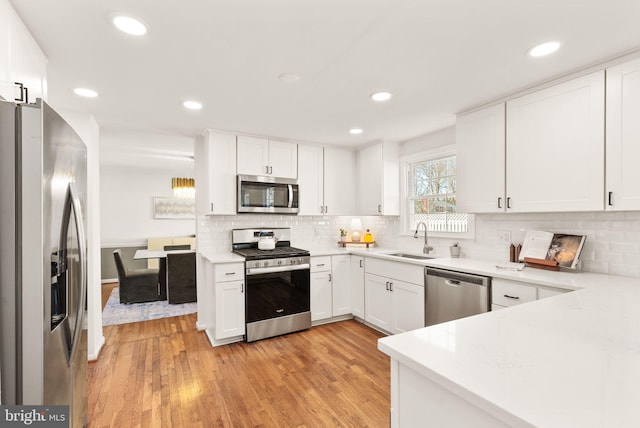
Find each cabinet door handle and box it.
[210,202,214,212]
[504,294,520,300]
[497,197,502,209]
[269,166,273,175]
[359,259,363,268]
[324,206,328,214]
[328,273,332,282]
[241,283,244,293]
[608,191,613,206]
[385,281,389,291]
[506,197,512,209]
[320,205,324,214]
[377,204,382,213]
[265,165,269,174]
[389,282,393,292]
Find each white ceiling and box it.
[9,0,640,147]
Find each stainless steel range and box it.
[232,228,311,342]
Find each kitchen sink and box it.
[388,252,435,260]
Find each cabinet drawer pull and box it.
[316,263,325,267]
[504,294,520,300]
[225,272,236,276]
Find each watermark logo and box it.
[0,406,68,427]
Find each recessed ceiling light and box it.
[278,73,300,83]
[111,15,148,36]
[73,88,98,98]
[370,91,393,102]
[528,41,560,57]
[349,128,363,135]
[183,100,203,110]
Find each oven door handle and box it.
[246,263,310,276]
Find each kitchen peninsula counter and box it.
[377,268,640,427]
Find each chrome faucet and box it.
[414,222,434,254]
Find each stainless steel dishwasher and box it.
[425,267,491,326]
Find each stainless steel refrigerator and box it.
[0,99,88,427]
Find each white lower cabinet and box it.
[365,258,424,334]
[331,255,351,316]
[492,278,567,310]
[364,274,393,331]
[213,263,245,341]
[310,255,352,322]
[350,256,365,319]
[310,256,332,321]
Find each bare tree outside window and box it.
[409,155,468,233]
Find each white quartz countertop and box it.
[197,249,245,264]
[378,263,640,427]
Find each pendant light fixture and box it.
[171,177,195,198]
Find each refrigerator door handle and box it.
[58,183,87,366]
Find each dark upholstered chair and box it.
[166,252,197,304]
[164,244,191,251]
[113,250,160,304]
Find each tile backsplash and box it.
[197,215,399,253]
[199,211,640,278]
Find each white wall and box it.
[100,129,196,246]
[100,164,196,245]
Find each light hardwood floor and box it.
[88,316,390,427]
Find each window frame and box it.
[400,145,475,239]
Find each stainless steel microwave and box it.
[237,175,299,214]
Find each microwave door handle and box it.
[288,184,293,208]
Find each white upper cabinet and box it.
[606,58,640,211]
[297,145,356,216]
[195,130,237,215]
[297,145,324,215]
[324,147,355,215]
[505,71,605,212]
[236,136,297,178]
[0,1,47,102]
[357,141,399,215]
[456,103,506,213]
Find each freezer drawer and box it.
[425,268,490,327]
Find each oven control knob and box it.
[291,259,297,264]
[263,261,269,267]
[277,260,282,265]
[299,258,305,264]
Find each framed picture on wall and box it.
[153,197,195,219]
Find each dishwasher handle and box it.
[425,267,490,286]
[445,279,462,287]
